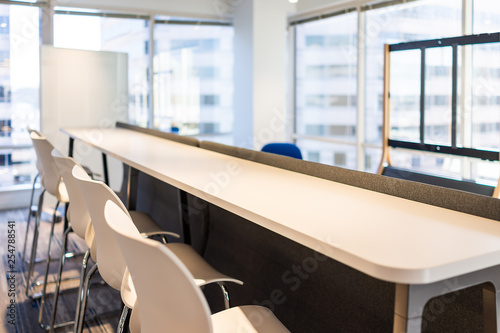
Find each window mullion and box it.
[356,8,366,171]
[148,16,155,129]
[461,0,473,180]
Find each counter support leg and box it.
[394,265,500,333]
[483,285,500,333]
[68,138,74,157]
[102,153,109,185]
[394,284,424,333]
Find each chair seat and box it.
[121,242,245,324]
[211,305,290,333]
[129,210,180,239]
[167,243,243,287]
[118,242,244,312]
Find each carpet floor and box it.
[0,207,121,333]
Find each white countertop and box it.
[62,127,500,285]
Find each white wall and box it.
[54,0,354,21]
[296,0,348,11]
[56,0,233,19]
[233,0,295,149]
[233,0,254,147]
[294,0,368,20]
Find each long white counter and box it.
[62,126,500,332]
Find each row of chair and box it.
[24,130,290,332]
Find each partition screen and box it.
[54,14,149,127]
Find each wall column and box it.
[233,0,293,149]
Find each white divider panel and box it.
[40,45,128,191]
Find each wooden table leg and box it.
[394,284,424,333]
[483,284,500,333]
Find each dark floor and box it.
[0,207,121,333]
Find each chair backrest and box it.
[72,164,130,290]
[104,200,212,333]
[261,143,303,159]
[27,127,43,173]
[52,150,92,241]
[30,131,63,197]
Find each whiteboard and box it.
[40,45,128,190]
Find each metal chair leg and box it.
[37,201,60,326]
[217,282,231,309]
[39,225,72,331]
[26,189,45,298]
[70,249,91,333]
[22,173,39,264]
[117,305,132,333]
[75,263,98,333]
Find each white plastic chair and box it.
[72,164,242,333]
[26,131,70,300]
[38,150,98,332]
[104,200,290,333]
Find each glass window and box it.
[365,147,383,173]
[295,12,358,145]
[365,0,462,145]
[200,95,220,106]
[153,23,234,142]
[296,138,357,169]
[364,0,468,180]
[0,4,40,190]
[470,43,500,151]
[424,47,453,146]
[308,151,320,162]
[334,152,346,166]
[54,14,150,127]
[473,0,500,34]
[462,1,500,185]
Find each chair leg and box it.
[39,225,72,331]
[75,263,98,333]
[117,305,132,333]
[37,200,60,316]
[22,173,39,265]
[26,189,45,298]
[217,282,231,309]
[71,249,91,333]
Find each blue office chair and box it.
[261,143,303,159]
